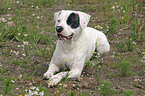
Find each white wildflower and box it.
[8,18,11,20]
[73,84,75,87]
[0,18,7,22]
[36,87,40,91]
[36,16,40,19]
[18,74,22,79]
[116,5,119,8]
[24,94,29,96]
[16,51,19,55]
[132,41,136,45]
[36,6,39,9]
[24,34,28,37]
[31,5,34,8]
[59,83,62,86]
[22,53,26,56]
[10,50,13,52]
[112,6,115,9]
[121,7,123,10]
[13,50,16,53]
[63,84,67,87]
[11,80,15,83]
[39,91,44,96]
[23,41,28,45]
[8,8,11,10]
[30,86,36,90]
[33,90,38,95]
[16,1,19,4]
[25,89,28,92]
[32,14,35,16]
[18,33,21,35]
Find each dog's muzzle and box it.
[56,26,74,40]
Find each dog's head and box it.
[54,10,91,40]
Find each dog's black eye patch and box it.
[67,13,80,29]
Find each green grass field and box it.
[0,0,145,95]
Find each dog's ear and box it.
[77,11,91,29]
[54,11,61,21]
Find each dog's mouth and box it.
[57,33,74,40]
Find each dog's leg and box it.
[92,35,110,65]
[47,68,82,86]
[43,64,60,79]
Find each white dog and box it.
[43,10,110,86]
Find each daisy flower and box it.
[36,16,40,19]
[33,90,38,95]
[16,51,19,55]
[24,34,28,37]
[39,91,44,96]
[22,53,26,56]
[132,41,136,45]
[121,7,123,10]
[18,74,22,79]
[63,84,67,87]
[30,86,36,90]
[16,1,19,4]
[10,50,13,52]
[36,87,40,91]
[11,80,15,83]
[18,33,21,35]
[24,89,28,92]
[23,41,28,45]
[31,5,34,8]
[112,6,115,9]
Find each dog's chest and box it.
[58,50,76,67]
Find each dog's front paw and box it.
[47,75,62,87]
[43,71,54,79]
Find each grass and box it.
[0,0,145,95]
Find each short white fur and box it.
[44,10,110,86]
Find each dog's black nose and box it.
[56,26,63,33]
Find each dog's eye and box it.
[58,20,60,22]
